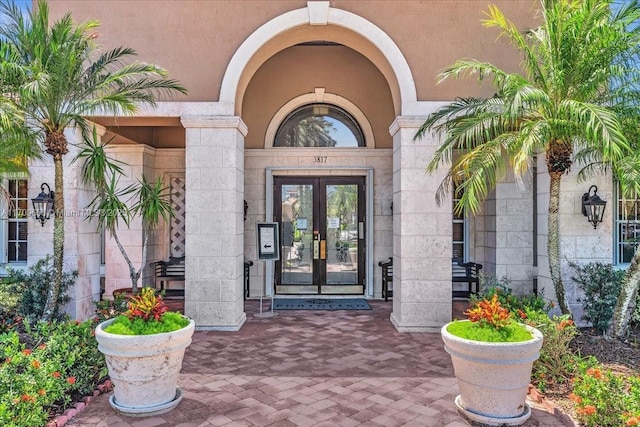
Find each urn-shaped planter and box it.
[441,321,543,426]
[95,317,195,416]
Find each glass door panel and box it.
[279,183,314,289]
[325,184,359,286]
[274,177,365,295]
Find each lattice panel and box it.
[170,176,186,257]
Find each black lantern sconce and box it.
[31,183,55,226]
[581,185,607,229]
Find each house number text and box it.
[314,156,328,163]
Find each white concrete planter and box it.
[441,321,543,426]
[95,317,195,416]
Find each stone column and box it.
[181,116,247,330]
[389,117,452,332]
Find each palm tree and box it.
[0,0,186,320]
[415,0,640,315]
[78,129,173,293]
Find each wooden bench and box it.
[378,257,393,301]
[154,256,185,295]
[452,258,482,299]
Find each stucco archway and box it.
[218,1,417,116]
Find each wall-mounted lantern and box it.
[581,185,606,229]
[31,183,55,226]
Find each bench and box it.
[154,256,185,295]
[244,260,253,300]
[378,257,393,301]
[452,258,482,299]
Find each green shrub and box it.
[0,278,23,334]
[5,256,78,322]
[525,310,584,393]
[0,319,107,427]
[26,320,108,398]
[104,311,189,335]
[447,321,533,342]
[569,260,624,334]
[473,275,548,315]
[93,292,129,323]
[571,362,640,427]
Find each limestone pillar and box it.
[181,116,247,330]
[389,117,452,332]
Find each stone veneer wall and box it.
[493,172,534,295]
[536,157,614,318]
[244,148,393,298]
[27,128,102,320]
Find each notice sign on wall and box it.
[257,222,280,261]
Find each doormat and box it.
[271,298,371,310]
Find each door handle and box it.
[320,240,326,260]
[313,230,320,259]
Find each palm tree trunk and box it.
[112,229,139,293]
[137,229,149,290]
[42,153,65,321]
[548,172,571,315]
[611,246,640,337]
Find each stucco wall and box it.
[47,1,538,103]
[242,45,394,149]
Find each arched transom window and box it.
[274,103,365,148]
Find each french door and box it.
[274,177,365,295]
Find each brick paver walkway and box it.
[69,301,569,426]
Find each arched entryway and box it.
[183,1,452,332]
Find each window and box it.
[452,182,468,262]
[274,103,365,148]
[2,179,28,263]
[614,184,640,265]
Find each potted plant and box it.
[78,127,174,296]
[441,295,543,426]
[95,287,195,416]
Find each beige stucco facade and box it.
[15,0,614,328]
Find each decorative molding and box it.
[307,1,329,25]
[180,116,248,136]
[388,116,429,136]
[264,92,375,148]
[218,5,417,114]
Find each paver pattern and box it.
[69,301,567,426]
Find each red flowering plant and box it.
[447,294,534,342]
[571,362,640,427]
[0,319,106,427]
[103,287,189,335]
